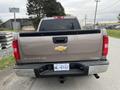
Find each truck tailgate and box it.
[18,30,103,63]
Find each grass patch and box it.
[0,29,17,32]
[4,30,16,32]
[107,30,120,38]
[0,55,15,70]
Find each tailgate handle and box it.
[53,37,68,44]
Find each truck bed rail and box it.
[20,30,101,37]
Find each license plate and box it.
[54,63,70,71]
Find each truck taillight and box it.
[103,35,109,57]
[54,16,64,19]
[12,39,20,61]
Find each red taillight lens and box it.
[12,40,20,61]
[103,35,109,57]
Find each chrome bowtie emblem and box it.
[54,46,67,52]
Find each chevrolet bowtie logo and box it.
[54,46,67,52]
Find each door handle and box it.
[53,37,68,44]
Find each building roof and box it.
[0,18,32,27]
[1,18,30,25]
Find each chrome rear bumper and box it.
[88,65,108,75]
[15,69,35,77]
[14,60,109,77]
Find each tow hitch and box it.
[59,76,66,84]
[94,74,100,79]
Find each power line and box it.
[99,0,120,11]
[98,0,120,14]
[92,0,120,24]
[80,0,120,23]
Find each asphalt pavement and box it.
[0,37,120,90]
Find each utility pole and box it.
[94,0,100,29]
[14,12,16,23]
[9,7,19,30]
[85,15,87,27]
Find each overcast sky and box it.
[0,0,120,23]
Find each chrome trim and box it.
[14,65,109,77]
[14,69,35,77]
[88,65,108,75]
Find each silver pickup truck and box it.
[13,16,109,82]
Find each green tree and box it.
[0,19,3,24]
[118,14,120,22]
[27,0,66,29]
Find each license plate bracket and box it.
[54,63,70,71]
